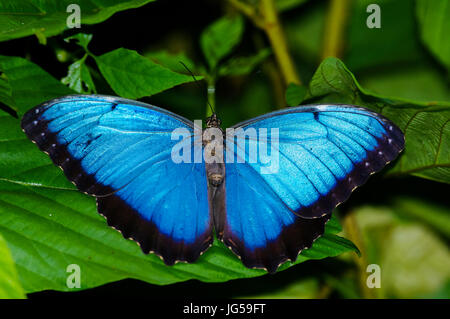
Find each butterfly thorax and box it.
[206,113,221,128]
[203,113,224,149]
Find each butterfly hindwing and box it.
[218,105,404,272]
[21,95,212,264]
[219,161,331,273]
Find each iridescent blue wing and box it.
[219,104,404,272]
[21,95,212,264]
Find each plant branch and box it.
[206,77,215,117]
[321,0,352,59]
[227,0,261,26]
[260,0,301,86]
[228,0,301,86]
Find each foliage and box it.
[200,15,245,71]
[416,0,450,71]
[0,65,357,290]
[0,0,156,42]
[0,0,448,299]
[304,57,450,184]
[0,233,25,298]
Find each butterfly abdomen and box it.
[203,126,225,187]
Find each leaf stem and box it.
[321,0,352,59]
[206,77,215,117]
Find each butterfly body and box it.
[21,95,404,273]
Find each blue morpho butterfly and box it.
[21,95,404,273]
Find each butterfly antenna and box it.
[179,61,215,115]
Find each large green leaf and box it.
[145,50,198,75]
[0,73,15,111]
[0,55,74,115]
[416,0,450,70]
[0,233,25,298]
[94,48,199,99]
[304,57,450,184]
[0,110,357,293]
[200,15,244,70]
[0,0,155,42]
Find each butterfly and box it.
[21,94,404,273]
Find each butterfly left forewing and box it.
[21,95,213,264]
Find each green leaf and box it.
[145,50,198,74]
[0,0,155,42]
[0,113,357,292]
[65,33,93,52]
[0,72,16,111]
[218,48,271,77]
[0,232,25,298]
[61,55,96,94]
[94,48,199,99]
[416,0,450,70]
[285,83,307,106]
[0,55,74,115]
[304,57,450,184]
[200,15,244,70]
